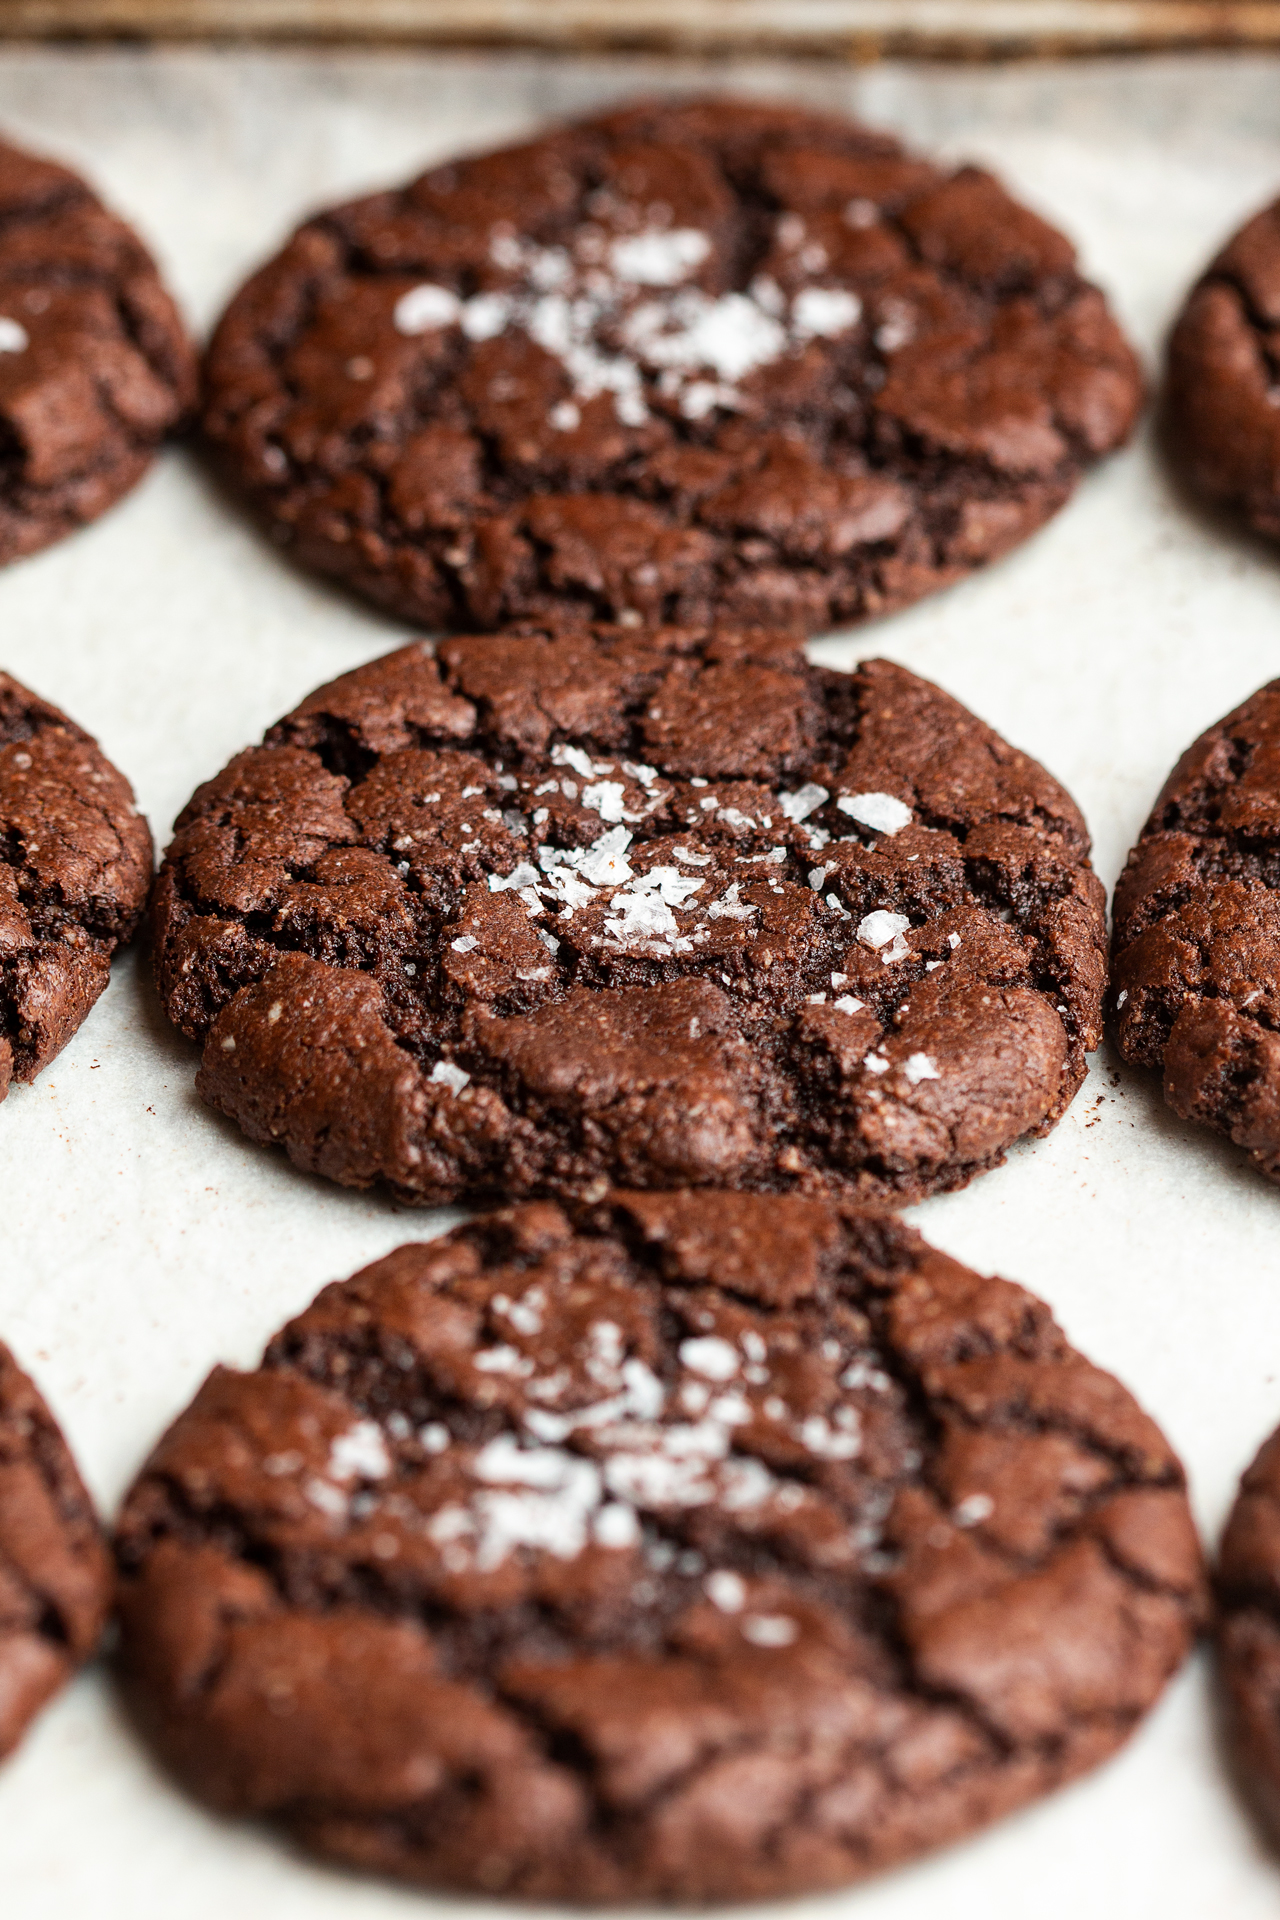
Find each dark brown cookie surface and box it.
[1111,679,1280,1182]
[152,627,1107,1206]
[0,1342,111,1761]
[115,1195,1204,1902]
[1217,1425,1280,1847]
[1167,197,1280,541]
[0,671,154,1099]
[203,96,1141,634]
[0,134,195,563]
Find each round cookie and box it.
[1218,1423,1280,1846]
[151,625,1107,1205]
[1167,196,1280,541]
[0,134,195,564]
[203,96,1142,634]
[1111,678,1280,1182]
[0,671,153,1099]
[0,1342,111,1762]
[114,1195,1205,1901]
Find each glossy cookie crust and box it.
[1112,678,1280,1182]
[0,135,195,563]
[1217,1424,1280,1847]
[0,671,153,1099]
[115,1195,1205,1902]
[203,96,1141,633]
[151,626,1107,1206]
[0,1343,111,1762]
[1167,196,1280,541]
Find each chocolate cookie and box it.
[114,1195,1204,1901]
[0,1343,111,1762]
[1167,196,1280,541]
[1111,679,1280,1181]
[0,135,195,564]
[151,626,1107,1205]
[0,671,153,1099]
[203,96,1141,634]
[1218,1423,1280,1846]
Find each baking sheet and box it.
[10,0,1280,58]
[2,42,1280,1920]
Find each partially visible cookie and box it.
[1111,679,1280,1181]
[203,95,1141,634]
[1167,197,1280,540]
[152,626,1107,1206]
[1218,1424,1280,1845]
[0,1343,111,1761]
[115,1194,1205,1902]
[0,133,195,564]
[0,672,153,1099]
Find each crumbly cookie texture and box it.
[152,626,1107,1205]
[0,1343,111,1761]
[0,135,195,564]
[0,672,153,1099]
[1167,196,1280,540]
[115,1195,1205,1902]
[203,96,1141,633]
[1219,1425,1280,1847]
[1112,679,1280,1181]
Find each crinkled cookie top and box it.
[153,625,1106,1206]
[203,95,1140,633]
[114,1193,1204,1902]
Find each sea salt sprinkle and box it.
[410,1304,881,1575]
[742,1613,799,1648]
[429,1060,471,1095]
[329,1421,393,1482]
[706,1569,747,1613]
[488,815,711,955]
[952,1493,994,1528]
[777,782,829,823]
[393,283,462,334]
[679,1337,740,1381]
[391,221,861,428]
[838,792,912,835]
[610,227,711,285]
[857,910,910,951]
[0,316,29,354]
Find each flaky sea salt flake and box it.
[838,792,912,835]
[857,910,911,950]
[778,782,829,823]
[394,283,461,334]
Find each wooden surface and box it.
[4,0,1280,53]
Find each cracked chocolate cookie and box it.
[0,1343,111,1762]
[1167,196,1280,541]
[1111,679,1280,1182]
[151,626,1107,1206]
[0,134,195,564]
[114,1195,1205,1901]
[0,671,153,1099]
[202,96,1141,634]
[1218,1422,1280,1847]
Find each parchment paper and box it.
[2,43,1280,1918]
